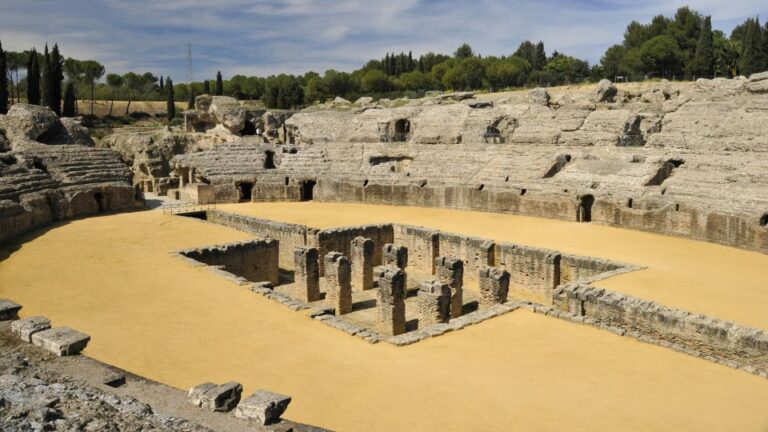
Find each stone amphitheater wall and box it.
[312,179,768,253]
[553,283,768,376]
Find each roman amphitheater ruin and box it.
[1,73,768,431]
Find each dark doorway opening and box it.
[264,151,276,169]
[301,180,316,201]
[578,195,594,222]
[241,120,257,136]
[393,119,410,142]
[238,182,254,202]
[94,192,106,213]
[760,213,768,227]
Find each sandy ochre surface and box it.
[1,202,767,431]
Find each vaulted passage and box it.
[93,192,106,213]
[646,159,684,186]
[392,119,410,142]
[237,182,253,202]
[264,151,276,169]
[578,195,594,222]
[543,154,571,178]
[301,180,316,201]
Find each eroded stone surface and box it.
[31,327,90,356]
[188,381,243,412]
[11,316,51,342]
[234,390,292,425]
[0,299,22,321]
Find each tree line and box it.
[2,7,768,115]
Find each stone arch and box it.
[301,180,317,201]
[94,192,107,213]
[264,151,276,169]
[760,213,768,227]
[237,182,254,202]
[392,119,411,142]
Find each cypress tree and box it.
[0,41,8,114]
[187,91,195,110]
[739,18,767,76]
[50,44,63,115]
[62,81,76,117]
[41,45,54,110]
[166,77,175,121]
[159,76,164,91]
[26,48,40,105]
[693,16,714,77]
[203,79,210,94]
[215,71,223,95]
[534,42,547,70]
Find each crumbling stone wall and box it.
[315,225,394,275]
[181,239,280,284]
[437,233,494,287]
[496,244,561,304]
[559,254,625,285]
[553,283,768,374]
[393,224,439,274]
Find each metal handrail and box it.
[161,201,217,215]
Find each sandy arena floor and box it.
[1,206,767,431]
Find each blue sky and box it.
[0,0,766,82]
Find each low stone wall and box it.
[553,283,768,376]
[179,239,280,284]
[206,210,314,270]
[496,243,560,304]
[560,254,625,285]
[437,232,494,287]
[315,225,394,276]
[392,224,439,274]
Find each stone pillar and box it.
[479,266,510,308]
[294,247,320,302]
[383,244,408,294]
[435,256,463,318]
[350,237,374,292]
[382,244,408,269]
[417,279,451,327]
[324,252,352,315]
[377,266,406,335]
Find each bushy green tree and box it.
[639,35,682,77]
[106,73,123,116]
[737,17,766,75]
[203,80,210,94]
[454,43,474,59]
[544,54,590,84]
[362,69,392,93]
[81,60,105,115]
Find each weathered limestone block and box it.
[0,104,58,142]
[31,327,90,356]
[528,88,550,106]
[351,236,374,291]
[234,390,292,425]
[479,267,510,308]
[594,79,617,102]
[747,71,768,93]
[11,316,51,342]
[294,247,321,302]
[0,299,22,320]
[383,244,408,269]
[188,381,243,412]
[435,257,464,318]
[324,252,352,315]
[377,266,406,336]
[417,279,451,327]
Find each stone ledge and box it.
[0,299,22,321]
[11,316,51,342]
[31,327,90,356]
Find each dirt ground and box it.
[1,207,767,431]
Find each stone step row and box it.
[188,381,291,427]
[1,299,91,356]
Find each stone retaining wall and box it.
[315,225,394,276]
[179,239,280,284]
[553,283,768,375]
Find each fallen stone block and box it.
[188,381,243,412]
[11,316,51,342]
[104,372,126,388]
[0,299,22,320]
[235,390,292,425]
[31,327,90,356]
